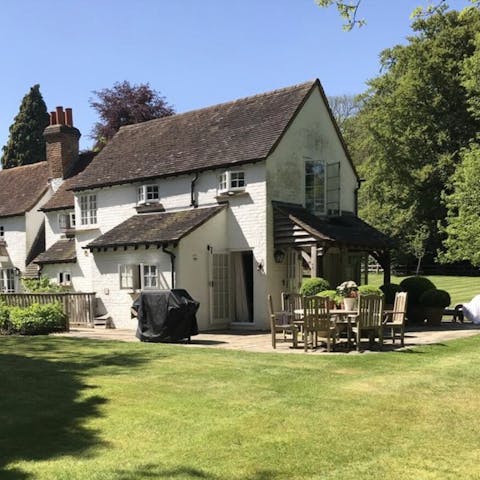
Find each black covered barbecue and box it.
[132,290,199,342]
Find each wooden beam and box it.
[310,245,317,278]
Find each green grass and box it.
[368,273,479,306]
[1,335,480,479]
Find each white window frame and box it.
[79,194,97,226]
[140,263,159,290]
[69,212,76,228]
[0,268,15,292]
[57,271,71,286]
[137,184,160,205]
[118,264,140,290]
[305,158,326,216]
[58,212,75,230]
[218,170,246,194]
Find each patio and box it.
[57,321,480,354]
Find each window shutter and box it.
[326,162,341,216]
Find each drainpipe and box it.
[354,178,365,216]
[190,172,199,208]
[162,245,176,288]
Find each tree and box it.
[1,84,50,169]
[90,81,175,149]
[355,8,480,262]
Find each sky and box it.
[0,0,473,151]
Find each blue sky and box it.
[0,0,473,151]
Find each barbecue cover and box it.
[133,290,199,342]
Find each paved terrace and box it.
[57,322,480,354]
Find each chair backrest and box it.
[358,294,384,328]
[268,294,274,319]
[304,296,331,332]
[391,292,408,325]
[268,294,290,326]
[282,292,303,320]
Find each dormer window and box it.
[218,171,246,194]
[79,194,97,226]
[137,184,159,204]
[58,212,76,231]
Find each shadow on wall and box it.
[0,337,153,480]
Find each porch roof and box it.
[273,202,391,251]
[34,238,76,265]
[86,205,226,251]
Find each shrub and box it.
[0,302,11,334]
[7,303,67,335]
[21,276,71,293]
[300,277,330,296]
[380,283,402,305]
[420,289,451,308]
[358,285,382,296]
[317,290,343,306]
[399,276,436,306]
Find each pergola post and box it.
[310,245,317,278]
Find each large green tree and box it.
[354,8,480,262]
[1,84,50,169]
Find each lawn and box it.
[368,273,479,306]
[1,336,480,479]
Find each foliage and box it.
[1,84,49,169]
[5,302,67,335]
[316,289,343,306]
[419,288,451,308]
[336,280,358,298]
[300,277,330,296]
[399,276,436,306]
[380,283,402,305]
[21,276,70,293]
[355,8,480,263]
[439,144,480,266]
[90,80,174,149]
[0,301,10,333]
[358,284,382,296]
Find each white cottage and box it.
[35,80,390,330]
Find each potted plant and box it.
[419,289,451,326]
[336,281,359,311]
[317,290,342,309]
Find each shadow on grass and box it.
[0,338,154,479]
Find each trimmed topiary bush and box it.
[399,276,436,306]
[300,277,330,296]
[7,302,67,335]
[358,285,382,296]
[420,289,451,308]
[380,283,402,305]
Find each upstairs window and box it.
[58,212,76,230]
[305,159,326,215]
[218,171,246,194]
[137,185,159,204]
[79,194,97,226]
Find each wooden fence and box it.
[0,292,97,329]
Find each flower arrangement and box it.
[336,280,358,299]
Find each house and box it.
[33,79,390,331]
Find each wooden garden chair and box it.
[383,291,408,347]
[303,296,336,352]
[268,294,299,349]
[281,292,304,321]
[351,294,384,352]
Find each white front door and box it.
[209,253,230,325]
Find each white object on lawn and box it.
[461,295,480,325]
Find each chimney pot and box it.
[65,108,73,126]
[56,106,65,125]
[50,111,57,125]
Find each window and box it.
[119,264,140,290]
[142,264,158,289]
[0,226,3,237]
[58,271,71,286]
[0,268,15,292]
[305,159,326,215]
[58,212,76,230]
[79,194,97,226]
[218,171,246,194]
[137,184,159,204]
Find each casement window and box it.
[137,184,160,204]
[0,226,4,237]
[118,264,159,290]
[79,194,97,226]
[0,268,15,292]
[305,159,326,215]
[57,271,71,286]
[58,212,76,230]
[218,171,246,194]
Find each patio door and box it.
[209,252,230,325]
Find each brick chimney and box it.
[43,106,81,179]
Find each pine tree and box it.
[1,84,50,169]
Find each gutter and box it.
[162,245,176,288]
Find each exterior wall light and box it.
[274,249,285,263]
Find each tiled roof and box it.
[0,162,49,218]
[273,202,391,250]
[41,152,96,211]
[71,81,318,191]
[34,238,76,264]
[86,205,226,249]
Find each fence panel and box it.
[0,292,97,329]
